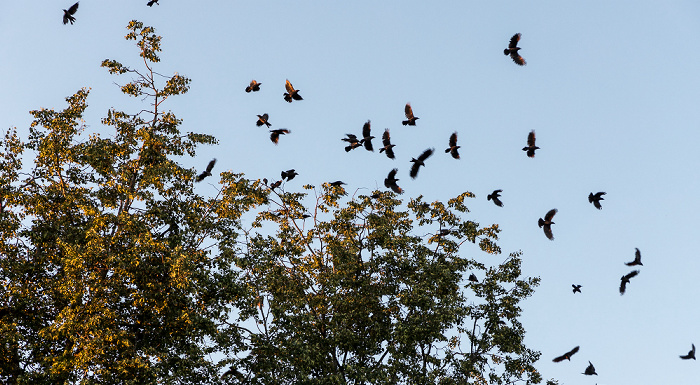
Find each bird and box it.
[538,209,557,240]
[256,113,271,128]
[379,129,396,159]
[588,192,606,210]
[522,130,539,158]
[487,189,503,207]
[572,284,582,294]
[409,148,434,179]
[269,129,291,144]
[361,120,374,151]
[582,361,597,376]
[329,181,346,187]
[283,79,303,102]
[196,159,216,182]
[437,229,451,237]
[245,79,261,92]
[281,169,298,182]
[445,132,460,159]
[342,134,363,152]
[553,346,580,362]
[625,248,643,266]
[270,180,282,190]
[384,169,403,194]
[402,103,419,126]
[147,0,159,6]
[680,344,696,360]
[504,33,526,66]
[619,270,640,295]
[62,2,79,25]
[468,273,478,283]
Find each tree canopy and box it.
[0,21,555,385]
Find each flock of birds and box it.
[58,5,696,379]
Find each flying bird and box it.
[538,209,557,240]
[269,129,290,144]
[283,79,303,102]
[582,361,597,376]
[329,181,346,187]
[256,113,271,128]
[680,344,696,360]
[625,248,643,266]
[379,129,396,159]
[619,270,640,295]
[384,168,403,194]
[487,189,503,207]
[402,103,419,126]
[196,158,216,182]
[553,346,580,362]
[588,192,606,210]
[361,120,374,151]
[572,284,582,294]
[522,130,539,158]
[504,33,526,66]
[147,0,159,6]
[409,148,434,179]
[245,79,261,92]
[445,132,460,159]
[63,2,79,25]
[281,169,298,182]
[342,134,363,152]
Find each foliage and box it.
[0,21,556,385]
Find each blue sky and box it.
[3,1,700,383]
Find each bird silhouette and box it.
[402,103,419,126]
[196,159,216,182]
[445,132,460,159]
[63,2,79,25]
[553,346,580,362]
[680,344,696,360]
[283,79,303,102]
[362,120,375,151]
[281,169,298,182]
[409,148,434,179]
[329,181,346,187]
[384,168,403,194]
[572,284,582,294]
[625,248,643,266]
[256,113,271,128]
[522,130,539,158]
[270,180,282,190]
[379,129,396,159]
[147,0,159,6]
[468,273,478,283]
[504,33,526,66]
[582,361,597,375]
[487,189,504,207]
[269,129,290,144]
[588,192,606,210]
[245,79,261,92]
[538,209,557,240]
[342,134,363,152]
[619,270,640,295]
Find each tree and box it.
[0,21,556,385]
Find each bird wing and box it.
[362,120,371,138]
[543,225,554,240]
[206,159,217,173]
[624,270,640,280]
[68,2,79,14]
[552,354,567,363]
[568,346,580,357]
[285,79,295,94]
[508,33,521,49]
[386,146,395,159]
[593,200,602,209]
[409,162,421,179]
[382,129,391,146]
[449,132,458,147]
[492,196,503,207]
[510,52,526,66]
[619,279,627,294]
[544,208,557,221]
[527,130,536,146]
[270,131,280,144]
[418,148,434,162]
[405,103,414,119]
[635,248,641,262]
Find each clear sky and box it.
[3,1,700,383]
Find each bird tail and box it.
[504,49,510,55]
[402,120,409,126]
[538,218,544,228]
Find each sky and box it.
[2,1,700,383]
